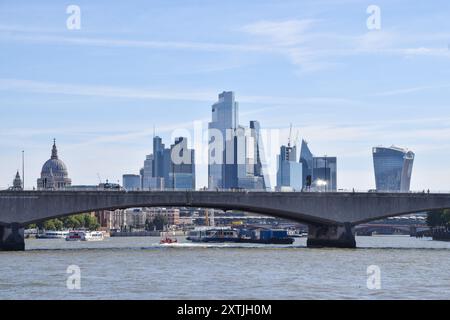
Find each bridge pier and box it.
[0,223,25,251]
[307,223,356,248]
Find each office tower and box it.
[122,174,141,191]
[373,146,415,192]
[276,144,303,191]
[299,140,337,191]
[140,136,196,191]
[250,121,269,190]
[300,140,314,188]
[312,156,337,192]
[208,91,239,190]
[168,137,196,190]
[208,91,267,190]
[152,136,165,179]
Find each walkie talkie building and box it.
[372,146,415,192]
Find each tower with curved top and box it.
[373,146,414,192]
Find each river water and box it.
[0,236,449,300]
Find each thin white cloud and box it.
[1,21,449,74]
[371,84,450,97]
[0,32,270,52]
[240,19,316,46]
[0,78,360,107]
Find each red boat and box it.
[160,233,178,244]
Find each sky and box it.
[1,0,450,191]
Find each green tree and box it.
[442,209,450,226]
[43,220,56,230]
[84,215,100,231]
[53,219,64,230]
[62,215,82,229]
[427,209,450,229]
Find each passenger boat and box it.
[36,230,69,239]
[65,230,104,241]
[187,227,295,244]
[187,227,239,243]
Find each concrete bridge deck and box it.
[1,190,450,250]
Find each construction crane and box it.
[288,123,293,147]
[294,130,300,148]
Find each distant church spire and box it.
[12,170,23,190]
[51,138,58,159]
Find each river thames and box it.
[1,236,449,300]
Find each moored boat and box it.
[65,230,104,241]
[36,230,69,239]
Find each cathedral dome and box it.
[37,140,71,189]
[41,159,68,177]
[40,140,69,178]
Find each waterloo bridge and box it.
[1,190,450,251]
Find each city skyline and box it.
[0,90,438,191]
[2,0,450,190]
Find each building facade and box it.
[373,146,415,192]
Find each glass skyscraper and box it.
[169,137,196,190]
[299,139,337,191]
[140,136,195,190]
[373,146,415,192]
[208,91,266,190]
[312,156,337,192]
[300,140,314,187]
[208,91,239,190]
[276,144,303,191]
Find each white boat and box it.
[66,230,104,241]
[36,230,69,239]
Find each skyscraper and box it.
[300,140,314,188]
[250,120,269,190]
[208,91,266,190]
[373,146,415,192]
[208,91,239,190]
[168,137,196,190]
[299,139,337,191]
[276,144,303,191]
[312,156,337,192]
[140,136,195,190]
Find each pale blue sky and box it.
[1,0,450,190]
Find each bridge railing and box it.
[2,187,450,194]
